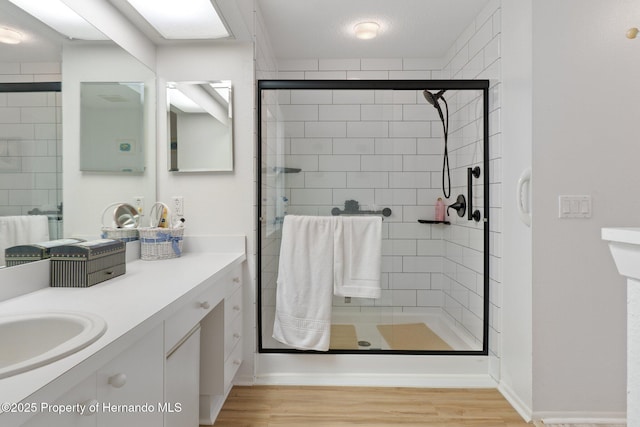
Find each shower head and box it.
[423,89,446,107]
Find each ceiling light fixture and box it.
[0,27,22,44]
[7,0,107,40]
[354,22,380,40]
[125,0,229,40]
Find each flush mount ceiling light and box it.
[354,22,380,40]
[125,0,229,40]
[0,27,22,44]
[7,0,107,40]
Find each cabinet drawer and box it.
[165,283,224,352]
[222,266,242,297]
[97,325,163,427]
[23,374,97,427]
[165,326,200,427]
[224,340,242,389]
[224,313,242,360]
[224,286,242,327]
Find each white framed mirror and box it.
[167,80,233,172]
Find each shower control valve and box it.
[447,194,466,218]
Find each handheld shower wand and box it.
[423,89,450,199]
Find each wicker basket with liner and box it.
[138,202,184,261]
[100,202,140,242]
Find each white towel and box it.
[334,216,382,299]
[273,215,337,351]
[0,215,50,265]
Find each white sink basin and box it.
[0,311,107,379]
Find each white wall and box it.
[530,0,637,420]
[62,44,156,238]
[0,62,61,83]
[155,41,255,383]
[500,0,533,418]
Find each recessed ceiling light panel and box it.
[7,0,107,40]
[125,0,229,40]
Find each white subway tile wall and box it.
[267,81,480,344]
[440,0,502,367]
[1,65,62,236]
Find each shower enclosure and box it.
[0,83,63,241]
[258,80,489,355]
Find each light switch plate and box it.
[558,195,591,218]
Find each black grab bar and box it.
[467,166,481,222]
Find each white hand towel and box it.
[334,216,382,299]
[0,215,50,265]
[273,215,337,351]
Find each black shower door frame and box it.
[256,79,490,356]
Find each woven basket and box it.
[101,227,139,242]
[139,202,183,260]
[139,227,184,260]
[101,202,139,242]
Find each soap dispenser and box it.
[435,197,445,221]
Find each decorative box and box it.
[5,238,85,267]
[50,239,126,288]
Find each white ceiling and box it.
[0,0,490,64]
[256,0,491,59]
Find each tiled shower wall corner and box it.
[441,0,502,370]
[0,62,63,238]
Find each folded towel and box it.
[334,216,382,299]
[0,215,50,265]
[273,215,337,351]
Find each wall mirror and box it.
[0,0,156,268]
[80,82,145,173]
[167,80,233,172]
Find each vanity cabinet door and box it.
[22,374,97,427]
[96,325,163,427]
[165,325,200,427]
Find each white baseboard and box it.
[233,373,255,386]
[498,381,532,422]
[255,372,496,388]
[535,412,626,425]
[255,353,493,388]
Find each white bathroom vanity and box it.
[0,236,245,427]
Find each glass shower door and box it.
[257,80,489,355]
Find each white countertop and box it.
[0,250,245,415]
[602,227,640,245]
